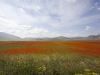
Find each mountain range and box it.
[0,32,100,41]
[0,32,22,41]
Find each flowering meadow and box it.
[0,41,100,75]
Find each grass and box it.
[0,53,100,75]
[0,44,28,51]
[0,41,100,75]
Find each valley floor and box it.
[0,41,100,75]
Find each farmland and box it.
[0,41,100,75]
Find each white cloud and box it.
[27,27,49,36]
[2,26,49,38]
[0,0,96,28]
[95,3,98,5]
[19,8,25,12]
[66,33,85,37]
[98,7,100,10]
[50,32,61,37]
[0,3,36,25]
[56,0,93,27]
[0,27,4,32]
[70,30,73,32]
[22,25,32,30]
[81,31,84,32]
[66,0,76,2]
[66,33,73,37]
[85,26,91,30]
[90,3,100,11]
[12,0,92,27]
[70,14,100,26]
[90,6,94,10]
[0,0,99,38]
[0,17,20,30]
[74,33,81,36]
[11,30,16,33]
[0,2,51,37]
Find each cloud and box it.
[0,17,20,29]
[0,2,36,25]
[66,0,76,2]
[95,3,98,5]
[1,0,98,28]
[85,26,91,30]
[3,26,49,38]
[11,0,92,27]
[98,7,100,10]
[70,14,100,26]
[0,27,4,32]
[11,30,16,33]
[22,25,32,30]
[90,6,95,10]
[89,2,100,11]
[0,0,100,37]
[70,30,73,32]
[66,33,73,37]
[0,0,96,27]
[27,27,49,36]
[0,2,51,37]
[66,33,86,37]
[50,32,61,37]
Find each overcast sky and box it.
[0,0,100,38]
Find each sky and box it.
[0,0,100,38]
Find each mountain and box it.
[0,32,100,41]
[0,32,21,41]
[48,36,69,41]
[69,37,85,40]
[24,36,69,41]
[23,37,52,41]
[86,34,100,40]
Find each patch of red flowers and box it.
[0,41,100,56]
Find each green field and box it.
[0,41,100,75]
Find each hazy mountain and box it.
[25,34,100,41]
[69,37,85,40]
[23,37,50,41]
[0,32,100,41]
[24,36,69,41]
[0,32,21,41]
[86,34,100,40]
[49,36,69,41]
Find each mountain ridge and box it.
[0,32,100,41]
[0,32,21,41]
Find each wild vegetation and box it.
[0,41,100,75]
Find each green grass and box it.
[0,41,100,75]
[0,53,100,75]
[0,44,28,51]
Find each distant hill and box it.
[49,36,69,41]
[24,36,69,41]
[0,32,100,41]
[23,37,47,41]
[0,32,21,41]
[86,34,100,40]
[69,37,85,40]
